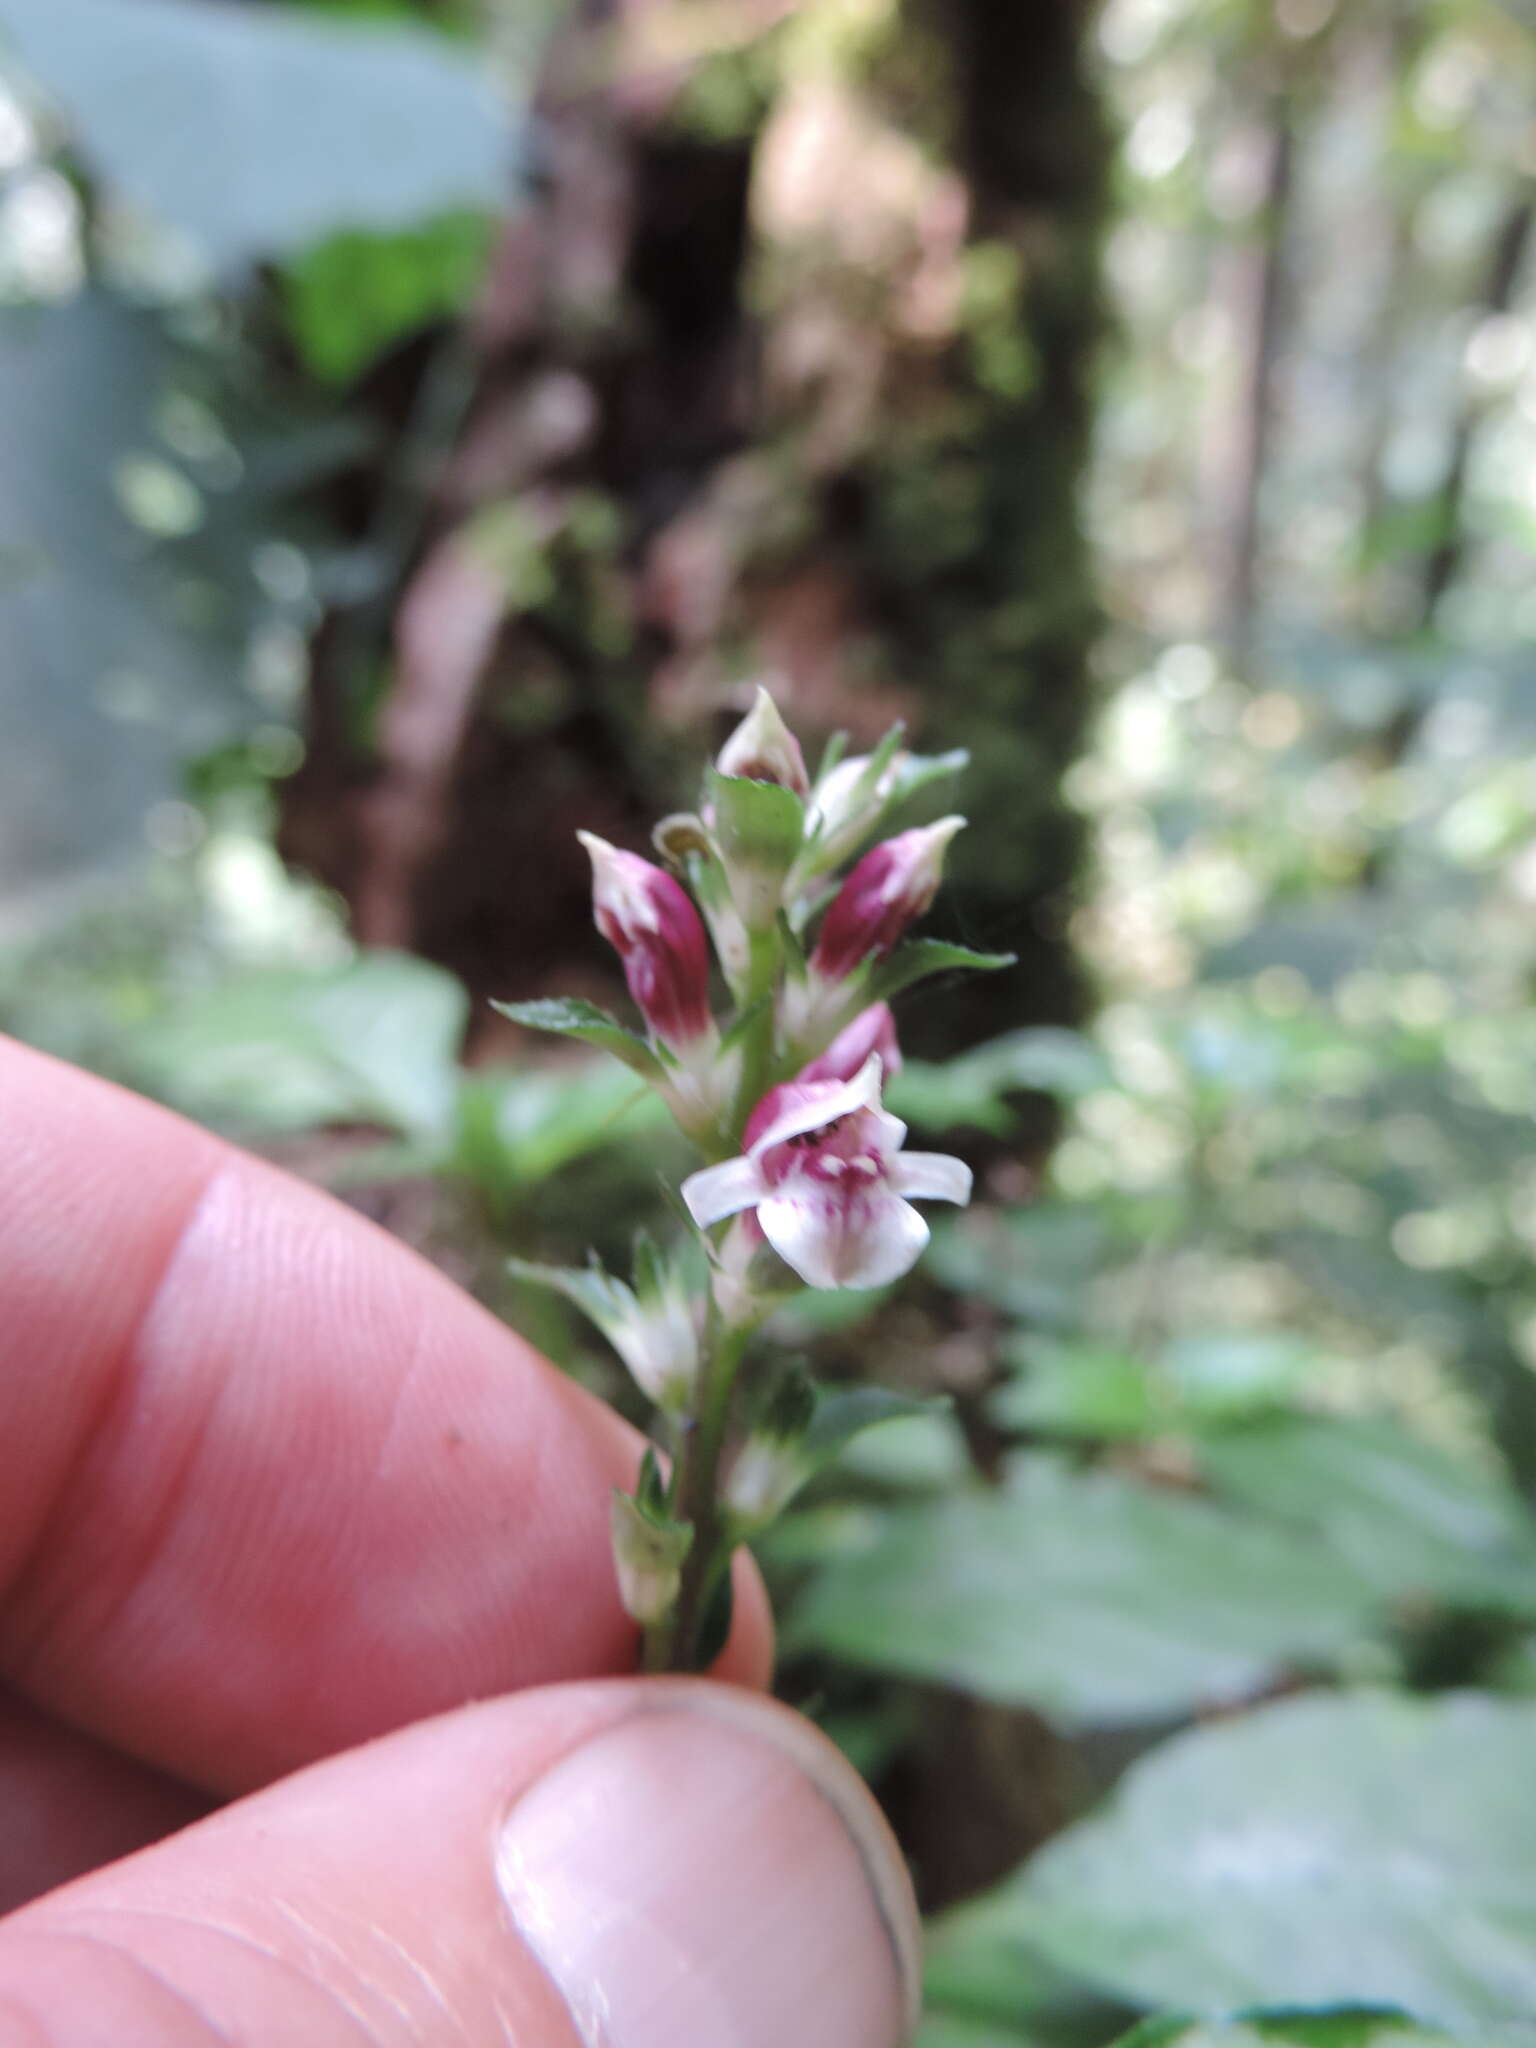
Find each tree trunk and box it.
[280,0,1109,1061]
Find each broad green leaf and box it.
[1110,2014,1494,2047]
[916,2020,1044,2048]
[456,1064,668,1193]
[835,1411,973,1489]
[491,997,662,1081]
[126,950,467,1143]
[923,1901,1136,2048]
[926,1207,1107,1325]
[1112,2018,1469,2048]
[1160,1334,1321,1419]
[283,213,494,384]
[788,1454,1382,1725]
[1016,1692,1536,2030]
[0,0,516,268]
[998,1334,1328,1445]
[1196,1413,1536,1618]
[893,1029,1108,1135]
[995,1341,1160,1440]
[803,1387,948,1467]
[0,295,332,900]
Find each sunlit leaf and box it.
[0,0,518,267]
[1015,1693,1536,2030]
[127,950,466,1142]
[789,1454,1383,1725]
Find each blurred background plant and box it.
[4,0,1536,2041]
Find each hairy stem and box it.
[646,1313,748,1672]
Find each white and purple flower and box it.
[681,1053,970,1290]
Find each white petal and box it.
[681,1155,766,1228]
[889,1151,972,1206]
[758,1183,930,1291]
[749,1053,888,1155]
[864,1102,908,1160]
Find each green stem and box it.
[645,1312,748,1672]
[727,925,784,1142]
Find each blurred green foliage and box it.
[3,0,1536,2042]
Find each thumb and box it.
[0,1679,920,2047]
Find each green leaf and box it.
[1109,2015,1493,2047]
[126,950,466,1143]
[491,998,662,1081]
[994,1341,1160,1440]
[1195,1413,1536,1618]
[282,213,494,384]
[0,0,518,268]
[0,294,341,902]
[892,1028,1110,1133]
[803,1387,949,1469]
[454,1063,669,1195]
[788,1453,1383,1725]
[866,940,1017,1007]
[996,1333,1322,1444]
[1013,1692,1536,2031]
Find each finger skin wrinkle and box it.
[13,1901,474,2047]
[266,1895,460,2039]
[0,1925,240,2047]
[0,1154,233,1690]
[7,1910,385,2046]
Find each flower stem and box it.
[645,1313,748,1672]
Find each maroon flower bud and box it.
[810,818,964,984]
[579,832,713,1049]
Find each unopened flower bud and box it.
[800,1003,903,1085]
[810,817,964,984]
[726,1437,807,1526]
[579,831,713,1050]
[611,1491,692,1628]
[727,1366,816,1526]
[716,685,810,798]
[807,749,903,868]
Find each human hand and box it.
[0,1038,918,2044]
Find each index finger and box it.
[0,1038,771,1794]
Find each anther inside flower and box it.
[682,1054,971,1290]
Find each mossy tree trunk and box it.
[281,0,1109,1061]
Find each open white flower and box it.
[681,1055,971,1290]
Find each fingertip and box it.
[710,1544,777,1690]
[0,1681,917,2048]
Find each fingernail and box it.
[496,1688,919,2048]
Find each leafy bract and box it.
[491,997,662,1082]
